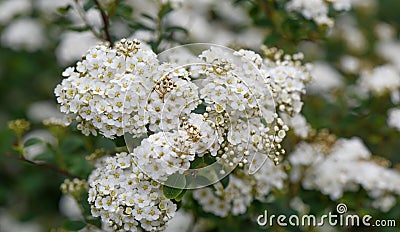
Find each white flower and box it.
[0,0,31,24]
[88,153,177,231]
[309,62,344,93]
[387,108,400,131]
[56,31,100,65]
[358,65,400,96]
[289,137,400,208]
[1,18,47,52]
[286,0,332,26]
[193,158,287,217]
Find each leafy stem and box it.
[6,152,78,178]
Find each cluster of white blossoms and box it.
[88,153,177,231]
[289,137,400,212]
[133,113,219,182]
[193,158,287,217]
[285,0,352,27]
[56,39,312,166]
[387,108,400,132]
[261,46,312,116]
[55,38,313,227]
[55,39,159,138]
[357,65,400,97]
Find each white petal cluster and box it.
[146,64,200,133]
[286,0,352,27]
[309,62,344,93]
[193,158,287,217]
[289,137,400,211]
[357,65,400,97]
[55,39,159,138]
[1,18,47,52]
[133,114,219,182]
[261,47,312,116]
[88,153,177,231]
[56,40,311,169]
[387,108,400,131]
[55,40,313,224]
[376,41,400,71]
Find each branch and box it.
[93,0,113,45]
[6,152,79,179]
[72,0,103,40]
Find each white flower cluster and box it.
[289,137,400,211]
[286,0,352,27]
[56,39,311,171]
[309,62,344,94]
[387,108,400,132]
[261,46,312,116]
[193,158,287,217]
[88,152,177,231]
[55,40,312,225]
[1,18,47,52]
[133,113,219,182]
[357,65,400,97]
[55,39,159,138]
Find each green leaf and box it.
[62,220,86,231]
[57,5,72,14]
[24,138,43,147]
[203,153,216,165]
[115,4,133,18]
[32,150,55,162]
[263,33,281,46]
[128,22,154,32]
[163,173,186,199]
[141,13,155,21]
[163,185,184,199]
[165,26,188,34]
[174,189,187,202]
[60,136,85,153]
[66,26,92,32]
[220,174,230,189]
[190,156,205,169]
[159,4,173,18]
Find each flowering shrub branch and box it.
[2,0,400,231]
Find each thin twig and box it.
[72,0,103,40]
[93,0,113,45]
[6,152,79,179]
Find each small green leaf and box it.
[115,4,133,18]
[165,26,188,34]
[67,26,92,32]
[163,173,186,199]
[203,153,216,165]
[220,174,230,189]
[57,5,72,14]
[163,185,184,199]
[32,150,55,162]
[60,136,85,153]
[159,4,173,18]
[62,220,86,231]
[190,157,205,169]
[24,138,43,147]
[174,189,187,202]
[141,13,155,21]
